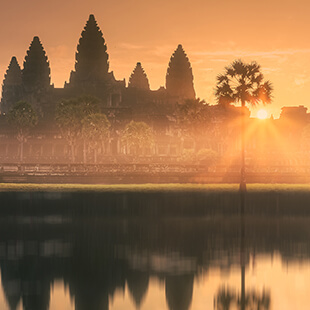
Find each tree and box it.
[1,56,24,115]
[69,14,109,86]
[175,98,212,152]
[215,60,272,191]
[128,62,150,90]
[82,113,110,163]
[55,95,100,162]
[166,44,196,100]
[7,101,38,162]
[121,121,154,155]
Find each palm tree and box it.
[215,60,272,191]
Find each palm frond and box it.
[215,59,273,108]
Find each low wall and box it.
[1,163,310,183]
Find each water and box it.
[1,189,310,309]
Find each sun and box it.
[257,109,268,120]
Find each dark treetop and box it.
[166,44,196,100]
[215,59,273,107]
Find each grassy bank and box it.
[1,183,310,192]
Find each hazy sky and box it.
[1,0,310,117]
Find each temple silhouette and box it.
[1,14,195,117]
[0,14,203,162]
[1,14,310,168]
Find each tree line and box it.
[5,59,273,170]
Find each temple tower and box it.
[69,14,109,88]
[166,44,196,100]
[128,62,150,90]
[22,36,51,92]
[1,56,24,114]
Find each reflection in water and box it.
[166,275,194,310]
[0,190,310,309]
[215,287,270,310]
[214,189,271,310]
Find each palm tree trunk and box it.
[240,103,246,191]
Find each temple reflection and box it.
[1,191,310,309]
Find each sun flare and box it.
[257,109,268,120]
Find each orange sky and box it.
[1,0,310,118]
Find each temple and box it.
[0,14,202,161]
[0,14,310,166]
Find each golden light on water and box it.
[256,109,268,120]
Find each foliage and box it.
[82,113,110,142]
[176,98,210,133]
[56,95,100,133]
[215,60,273,189]
[7,101,38,137]
[55,95,101,161]
[215,59,273,107]
[166,44,195,99]
[7,101,38,161]
[176,98,213,150]
[122,121,154,153]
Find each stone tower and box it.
[128,62,150,90]
[166,44,196,100]
[69,14,109,88]
[1,56,24,114]
[22,36,51,93]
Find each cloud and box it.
[48,45,71,58]
[294,74,310,88]
[198,68,214,72]
[118,43,146,50]
[209,58,228,62]
[262,67,281,74]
